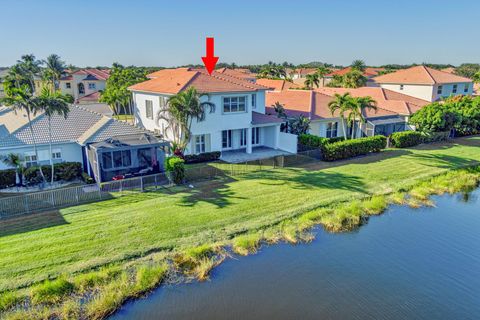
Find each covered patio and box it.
[220,146,292,163]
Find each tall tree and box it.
[349,96,377,139]
[43,54,66,92]
[351,59,366,72]
[304,73,320,89]
[328,93,355,140]
[1,153,23,186]
[35,87,70,184]
[343,70,367,88]
[315,66,331,87]
[156,87,214,152]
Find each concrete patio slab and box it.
[220,146,291,163]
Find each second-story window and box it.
[251,94,256,109]
[88,83,96,90]
[145,100,153,119]
[464,83,469,93]
[66,82,71,89]
[453,84,458,94]
[223,96,246,113]
[437,85,443,95]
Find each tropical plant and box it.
[43,54,66,92]
[315,66,331,86]
[351,59,366,71]
[348,96,377,139]
[304,73,320,89]
[257,62,287,79]
[156,87,214,152]
[288,115,311,135]
[35,87,70,184]
[342,70,367,88]
[473,72,480,83]
[328,93,355,140]
[1,153,23,185]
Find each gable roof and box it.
[214,68,256,81]
[72,69,110,81]
[130,68,269,94]
[326,67,385,78]
[0,105,153,148]
[373,65,472,85]
[256,79,301,91]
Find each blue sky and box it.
[1,0,478,67]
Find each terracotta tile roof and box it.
[77,91,101,103]
[59,75,73,81]
[73,69,110,81]
[214,68,256,81]
[131,68,269,94]
[326,67,385,78]
[265,87,430,122]
[373,65,472,85]
[441,67,456,74]
[256,79,301,91]
[292,68,317,76]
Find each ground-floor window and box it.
[374,123,406,136]
[24,153,38,167]
[326,122,338,138]
[240,129,247,147]
[222,130,232,149]
[195,135,206,153]
[52,149,62,160]
[102,150,132,169]
[252,127,260,145]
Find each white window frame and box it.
[252,127,260,145]
[52,149,62,160]
[195,135,206,154]
[24,152,38,167]
[223,96,247,113]
[240,128,247,147]
[251,94,256,109]
[222,130,233,150]
[145,100,153,119]
[88,82,96,90]
[326,122,338,138]
[452,84,458,94]
[437,85,443,95]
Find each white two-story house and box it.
[371,66,473,102]
[129,68,297,160]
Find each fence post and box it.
[154,174,158,190]
[25,195,30,214]
[75,186,80,204]
[98,184,102,200]
[51,191,56,207]
[140,176,144,192]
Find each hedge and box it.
[184,151,221,164]
[23,162,83,185]
[0,169,16,189]
[323,136,387,161]
[298,134,343,151]
[165,156,185,184]
[390,131,424,148]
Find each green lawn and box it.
[1,136,480,292]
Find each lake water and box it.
[111,190,480,320]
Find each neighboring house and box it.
[371,66,473,102]
[215,68,257,82]
[323,67,385,87]
[0,105,168,182]
[288,68,317,80]
[129,68,298,160]
[256,79,301,91]
[266,87,429,138]
[59,69,110,104]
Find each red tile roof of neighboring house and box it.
[60,75,73,81]
[326,67,385,78]
[251,111,285,125]
[266,87,430,121]
[256,79,301,91]
[373,65,472,85]
[291,68,317,76]
[441,67,456,74]
[130,68,269,94]
[73,69,110,81]
[76,91,101,103]
[214,68,256,81]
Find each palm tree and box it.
[343,70,367,88]
[35,87,70,184]
[157,87,214,152]
[43,54,66,93]
[328,93,355,140]
[304,73,320,89]
[0,85,46,183]
[1,153,23,186]
[315,66,331,87]
[351,59,366,72]
[349,96,377,139]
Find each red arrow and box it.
[201,37,219,75]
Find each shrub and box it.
[184,152,221,164]
[30,277,74,304]
[298,134,329,150]
[390,131,424,148]
[82,172,95,184]
[0,169,16,189]
[322,136,387,161]
[165,156,185,184]
[23,162,83,184]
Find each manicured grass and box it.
[1,136,480,318]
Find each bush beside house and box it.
[23,162,83,185]
[165,156,185,184]
[390,131,424,148]
[0,169,16,189]
[323,136,387,161]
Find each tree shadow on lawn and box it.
[178,176,245,208]
[406,153,480,169]
[0,210,68,238]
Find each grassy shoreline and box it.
[1,136,480,319]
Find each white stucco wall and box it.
[0,143,83,170]
[432,83,473,101]
[309,119,346,138]
[378,83,434,101]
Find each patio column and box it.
[246,127,252,154]
[274,125,280,150]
